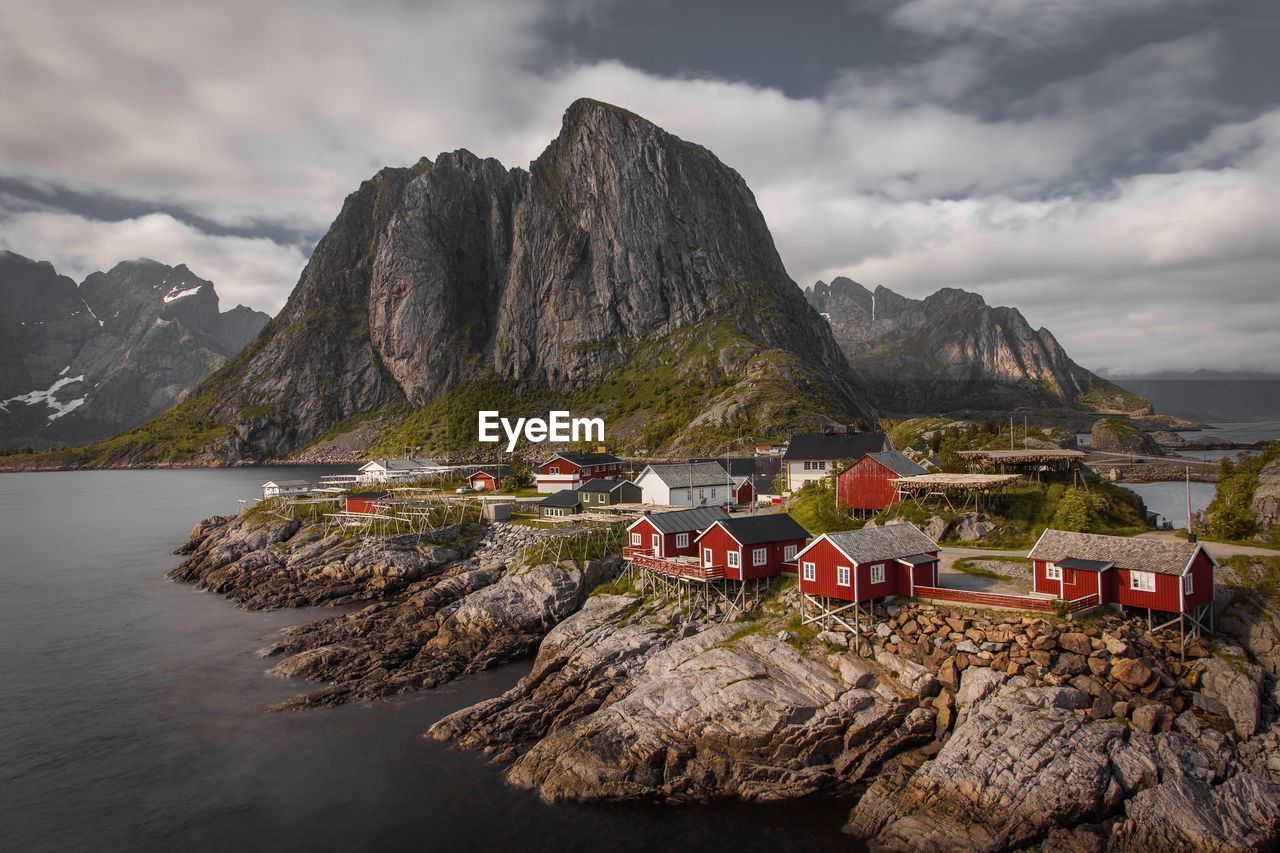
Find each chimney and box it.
[1188,531,1197,544]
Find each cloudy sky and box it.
[1,0,1277,374]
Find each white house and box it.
[358,457,445,485]
[634,462,736,507]
[782,432,890,492]
[261,479,311,500]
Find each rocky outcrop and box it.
[805,277,1150,415]
[93,99,873,464]
[1090,418,1163,457]
[1252,459,1280,529]
[168,512,483,609]
[0,252,269,449]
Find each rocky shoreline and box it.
[169,509,1280,849]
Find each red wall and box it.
[540,459,582,476]
[1032,560,1101,601]
[470,473,499,491]
[799,537,938,602]
[539,458,622,482]
[696,524,804,581]
[734,480,754,506]
[346,497,379,514]
[836,457,900,512]
[628,517,699,559]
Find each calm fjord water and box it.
[0,468,854,852]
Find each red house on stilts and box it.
[1028,529,1216,647]
[836,451,928,517]
[795,523,940,631]
[693,515,810,581]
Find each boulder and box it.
[951,513,994,542]
[1112,658,1154,690]
[1090,418,1163,456]
[1058,632,1093,656]
[1198,655,1264,739]
[1251,459,1280,529]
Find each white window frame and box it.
[676,532,689,549]
[1130,570,1155,592]
[783,544,797,561]
[817,461,827,470]
[1045,563,1062,581]
[1183,572,1194,595]
[836,565,851,587]
[753,547,767,566]
[598,493,607,503]
[869,563,885,584]
[630,532,642,546]
[710,488,717,499]
[802,561,816,582]
[727,550,741,569]
[704,547,714,566]
[548,466,559,474]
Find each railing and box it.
[622,546,653,559]
[626,550,725,581]
[913,586,1101,614]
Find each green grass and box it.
[787,479,865,535]
[1204,442,1280,544]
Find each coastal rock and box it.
[1090,418,1163,457]
[1197,655,1264,738]
[264,557,618,710]
[1251,459,1280,529]
[1109,771,1280,851]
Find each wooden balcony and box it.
[624,547,725,582]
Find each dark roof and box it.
[1058,557,1113,572]
[577,478,632,493]
[538,489,582,508]
[545,451,622,466]
[896,553,939,566]
[783,432,888,461]
[472,465,513,478]
[750,474,776,494]
[1028,529,1206,575]
[865,451,927,478]
[630,506,730,534]
[689,457,758,477]
[705,514,810,545]
[806,523,939,564]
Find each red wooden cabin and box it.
[345,491,388,514]
[836,451,927,515]
[536,452,623,494]
[731,477,755,507]
[469,465,511,492]
[693,515,810,581]
[625,507,730,560]
[795,523,940,602]
[1028,529,1216,614]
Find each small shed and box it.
[576,478,642,508]
[262,479,311,500]
[345,491,389,514]
[469,465,513,492]
[538,488,583,518]
[836,452,927,515]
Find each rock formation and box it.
[805,277,1151,415]
[1090,417,1164,456]
[0,252,268,448]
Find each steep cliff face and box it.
[806,276,1149,415]
[88,99,872,464]
[0,253,269,448]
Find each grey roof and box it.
[538,489,582,508]
[706,514,810,546]
[1028,529,1203,575]
[1058,557,1113,572]
[577,478,632,494]
[264,479,310,487]
[689,457,759,477]
[642,462,734,489]
[865,451,927,478]
[813,523,939,564]
[783,432,889,461]
[544,451,622,466]
[896,552,939,566]
[632,506,730,534]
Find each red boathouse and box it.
[626,506,730,560]
[693,515,810,581]
[836,451,928,516]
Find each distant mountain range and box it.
[34,99,874,466]
[0,252,269,448]
[1104,370,1280,423]
[804,277,1151,416]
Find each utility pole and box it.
[1010,417,1015,450]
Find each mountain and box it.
[804,276,1150,415]
[56,99,874,466]
[1105,370,1280,423]
[0,252,270,448]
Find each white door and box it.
[652,533,661,556]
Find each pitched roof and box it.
[783,432,888,461]
[641,462,734,489]
[1057,557,1113,572]
[1028,529,1208,575]
[263,480,310,488]
[700,514,810,545]
[801,523,939,564]
[577,478,633,493]
[689,457,759,477]
[544,451,622,467]
[629,506,730,534]
[538,489,582,508]
[471,465,513,478]
[864,451,927,477]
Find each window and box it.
[836,566,851,587]
[1130,570,1155,592]
[818,461,827,470]
[548,466,559,474]
[784,544,797,561]
[630,532,641,546]
[1183,572,1194,595]
[803,461,813,471]
[710,488,717,499]
[676,533,689,549]
[802,562,816,581]
[727,550,741,569]
[704,548,714,566]
[869,563,885,584]
[753,547,767,566]
[598,493,607,503]
[1045,563,1062,581]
